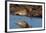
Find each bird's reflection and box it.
[16,21,32,28]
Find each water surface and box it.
[10,15,42,29]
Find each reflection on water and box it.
[10,15,42,29]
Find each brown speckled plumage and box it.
[10,4,42,17]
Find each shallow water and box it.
[9,15,42,29]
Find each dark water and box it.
[10,15,42,29]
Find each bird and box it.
[10,4,42,17]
